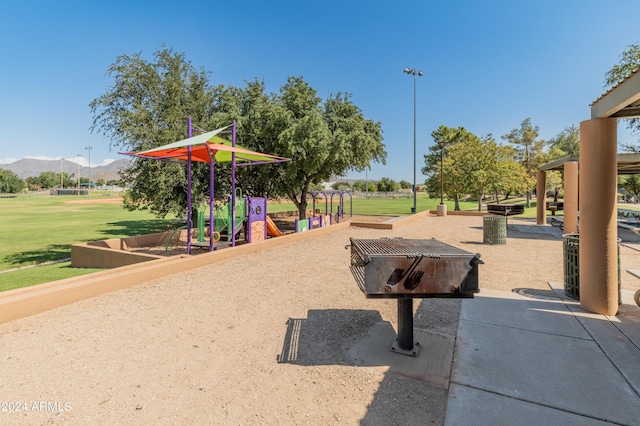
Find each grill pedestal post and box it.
[391,299,420,357]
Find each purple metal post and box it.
[187,118,193,254]
[209,144,215,252]
[231,120,237,247]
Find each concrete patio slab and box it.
[451,291,640,425]
[460,288,590,339]
[445,384,613,426]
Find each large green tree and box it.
[353,179,377,192]
[331,181,351,191]
[501,118,546,207]
[449,134,527,211]
[422,126,468,210]
[486,142,529,203]
[377,177,398,192]
[605,42,640,152]
[424,126,528,211]
[25,171,63,190]
[217,77,386,218]
[547,125,580,157]
[91,48,385,220]
[0,169,25,193]
[619,174,640,203]
[90,47,221,221]
[272,78,385,218]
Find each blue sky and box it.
[1,1,639,182]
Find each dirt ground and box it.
[1,214,639,424]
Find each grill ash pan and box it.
[347,237,481,298]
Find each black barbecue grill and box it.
[347,237,482,356]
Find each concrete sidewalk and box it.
[445,286,640,425]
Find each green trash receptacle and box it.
[562,234,621,302]
[483,215,507,245]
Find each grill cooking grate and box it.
[350,237,473,258]
[347,237,481,299]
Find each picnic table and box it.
[486,204,525,216]
[618,208,640,221]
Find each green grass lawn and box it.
[0,193,178,271]
[0,193,178,290]
[0,261,104,292]
[0,191,538,292]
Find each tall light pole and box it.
[436,139,450,217]
[85,145,93,193]
[404,68,422,214]
[76,154,81,195]
[440,143,444,204]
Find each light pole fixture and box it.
[85,145,93,193]
[404,67,423,214]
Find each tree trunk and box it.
[526,191,531,208]
[289,180,311,220]
[289,193,308,220]
[477,192,483,212]
[454,194,460,211]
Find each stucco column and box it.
[579,118,618,315]
[536,170,546,225]
[563,161,579,234]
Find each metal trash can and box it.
[483,215,507,245]
[563,234,621,302]
[562,234,580,299]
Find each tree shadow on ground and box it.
[99,219,178,237]
[3,244,70,267]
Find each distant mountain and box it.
[0,158,131,182]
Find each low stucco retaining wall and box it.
[71,231,176,269]
[350,210,430,229]
[428,210,488,216]
[0,222,351,325]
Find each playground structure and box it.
[165,189,271,252]
[288,190,352,233]
[308,190,352,221]
[122,119,290,253]
[294,213,330,233]
[119,120,356,251]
